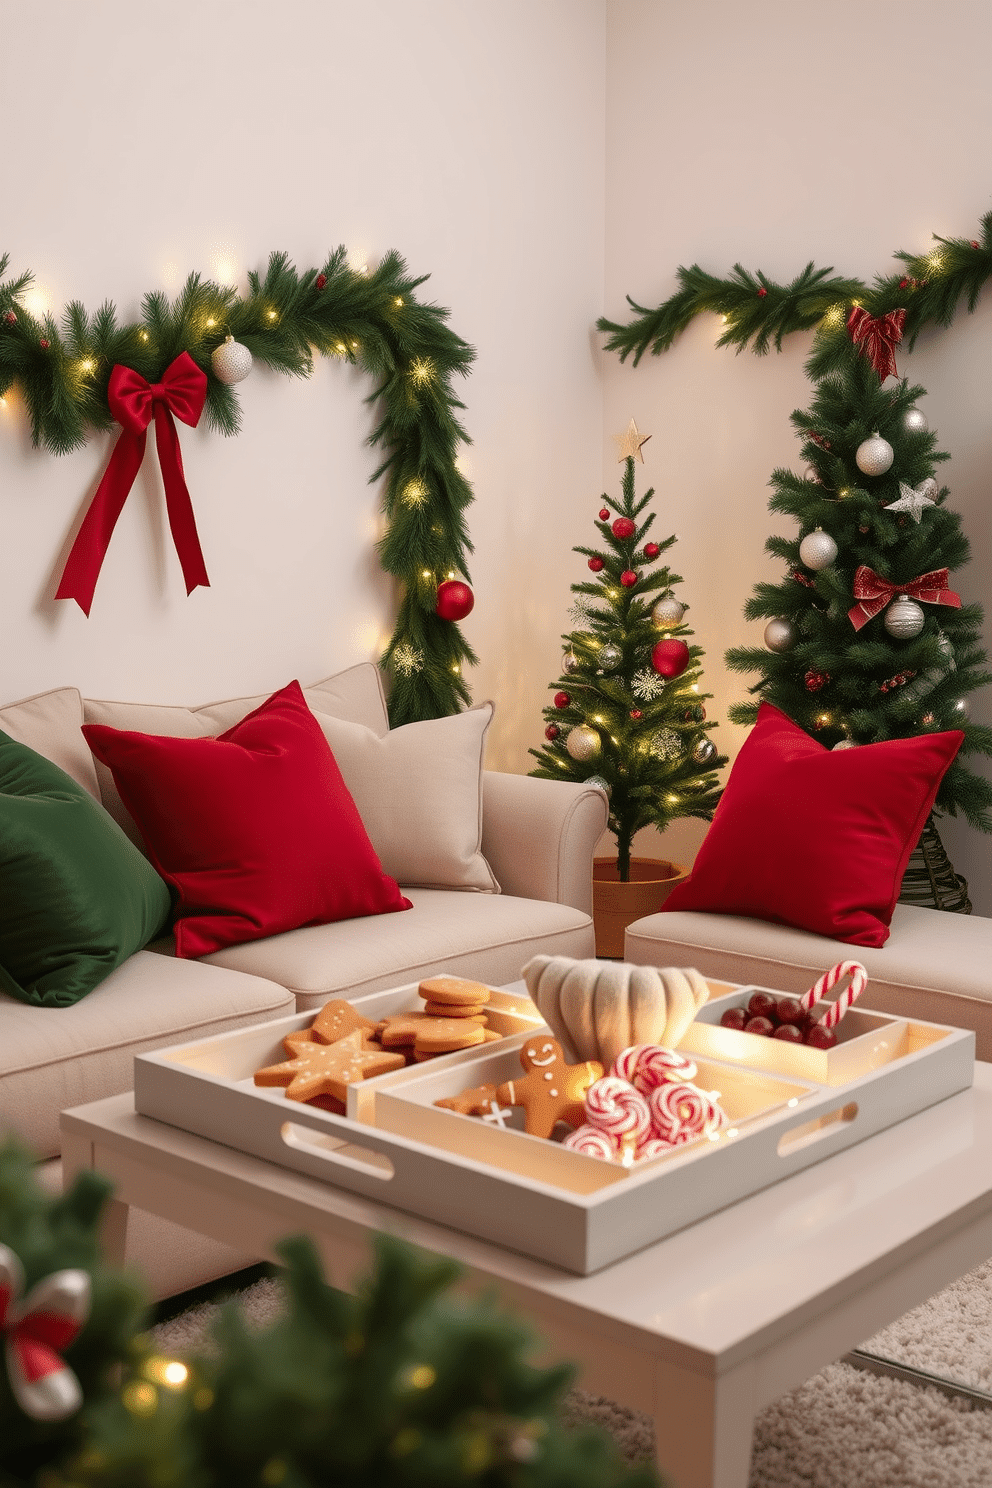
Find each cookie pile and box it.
[254,979,502,1113]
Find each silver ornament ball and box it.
[561,649,580,675]
[585,774,612,797]
[884,595,925,639]
[211,334,253,385]
[802,466,820,482]
[949,697,971,723]
[652,595,686,627]
[597,642,622,671]
[832,738,857,750]
[855,432,894,477]
[903,408,928,435]
[692,737,717,765]
[763,618,796,653]
[798,528,838,570]
[565,724,601,762]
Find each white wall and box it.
[603,0,992,912]
[0,0,605,777]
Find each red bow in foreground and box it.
[55,352,209,615]
[848,564,961,631]
[846,305,906,381]
[0,1243,90,1421]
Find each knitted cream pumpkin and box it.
[523,955,709,1069]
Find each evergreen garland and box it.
[0,248,477,727]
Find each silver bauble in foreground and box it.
[652,595,686,627]
[884,595,925,639]
[597,643,622,671]
[565,724,600,762]
[855,432,894,477]
[798,528,838,570]
[211,334,253,385]
[903,408,928,434]
[763,618,796,653]
[692,737,717,765]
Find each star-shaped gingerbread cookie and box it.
[254,1028,405,1103]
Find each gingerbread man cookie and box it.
[495,1036,603,1139]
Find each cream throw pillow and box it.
[313,702,500,893]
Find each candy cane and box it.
[800,960,868,1029]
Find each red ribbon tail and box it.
[153,406,209,596]
[54,430,146,616]
[847,602,874,631]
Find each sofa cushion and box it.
[0,687,100,798]
[83,681,411,959]
[83,662,390,846]
[663,703,963,948]
[314,703,499,892]
[200,886,596,1012]
[0,952,294,1159]
[0,732,172,1008]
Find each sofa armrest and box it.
[481,772,608,914]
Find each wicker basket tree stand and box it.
[898,813,972,914]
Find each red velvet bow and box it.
[846,306,906,381]
[848,564,961,631]
[55,351,209,615]
[1,1243,89,1421]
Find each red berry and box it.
[588,556,605,572]
[720,1007,747,1031]
[772,1023,804,1043]
[629,709,642,719]
[971,241,980,249]
[316,273,327,289]
[599,508,610,521]
[553,691,571,709]
[744,1016,774,1038]
[757,286,768,297]
[4,311,16,324]
[612,517,636,540]
[545,724,560,741]
[644,542,660,559]
[39,338,49,349]
[746,991,778,1022]
[774,996,805,1026]
[805,1023,837,1050]
[620,570,638,588]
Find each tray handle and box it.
[776,1101,859,1157]
[280,1121,396,1181]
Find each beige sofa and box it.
[0,663,607,1299]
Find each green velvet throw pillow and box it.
[0,730,172,1007]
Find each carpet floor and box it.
[152,1258,992,1486]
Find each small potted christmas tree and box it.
[529,422,726,954]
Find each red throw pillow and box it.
[663,702,964,947]
[82,680,411,958]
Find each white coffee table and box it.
[62,1063,992,1488]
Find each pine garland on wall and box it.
[0,247,478,727]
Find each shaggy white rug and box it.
[152,1260,992,1486]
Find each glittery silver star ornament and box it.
[884,478,938,523]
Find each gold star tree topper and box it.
[613,419,652,463]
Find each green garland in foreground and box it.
[597,209,992,372]
[0,248,477,727]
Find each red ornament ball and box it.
[643,542,660,559]
[588,556,605,572]
[804,669,829,693]
[620,569,638,588]
[435,579,474,622]
[757,286,768,298]
[39,338,49,349]
[545,724,560,741]
[553,691,571,709]
[651,638,690,679]
[599,508,610,521]
[612,517,636,540]
[4,311,16,325]
[316,274,327,289]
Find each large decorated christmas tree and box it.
[529,423,726,881]
[723,314,992,838]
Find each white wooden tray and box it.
[132,978,975,1274]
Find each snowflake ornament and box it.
[568,597,594,626]
[631,669,667,702]
[650,728,683,761]
[391,643,424,677]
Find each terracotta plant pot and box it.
[592,857,689,959]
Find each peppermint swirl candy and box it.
[635,1136,673,1161]
[648,1081,725,1146]
[611,1044,698,1094]
[584,1075,652,1144]
[562,1123,617,1161]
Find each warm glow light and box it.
[205,318,216,329]
[839,488,850,499]
[926,249,944,273]
[336,342,346,353]
[410,357,434,384]
[452,663,460,673]
[667,794,679,803]
[78,358,95,374]
[394,296,404,307]
[787,1097,799,1108]
[406,1364,437,1390]
[402,479,428,507]
[139,330,149,342]
[421,569,431,579]
[821,304,845,328]
[24,289,49,317]
[266,309,278,321]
